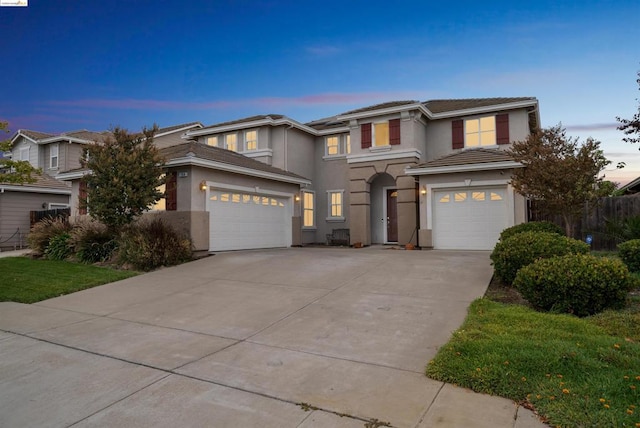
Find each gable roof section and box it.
[156,122,203,136]
[406,148,523,175]
[160,142,311,186]
[340,100,420,116]
[0,172,72,194]
[10,129,54,145]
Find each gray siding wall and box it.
[0,191,70,250]
[11,137,40,168]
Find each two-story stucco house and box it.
[67,96,534,254]
[0,123,203,250]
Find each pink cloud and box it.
[43,92,419,111]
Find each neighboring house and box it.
[618,176,640,195]
[1,123,202,250]
[58,98,540,252]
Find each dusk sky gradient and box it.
[2,0,639,184]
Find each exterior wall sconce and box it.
[294,195,301,202]
[200,181,207,191]
[420,186,427,195]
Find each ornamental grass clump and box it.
[513,254,634,317]
[490,231,589,285]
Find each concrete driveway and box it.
[0,248,543,427]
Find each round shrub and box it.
[44,233,72,260]
[513,254,634,317]
[490,231,589,285]
[498,221,564,242]
[618,239,640,272]
[118,217,192,271]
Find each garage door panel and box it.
[433,188,508,250]
[208,189,291,251]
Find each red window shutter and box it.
[389,119,401,145]
[496,114,510,145]
[361,123,372,148]
[166,171,177,211]
[78,180,87,215]
[452,120,464,149]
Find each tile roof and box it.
[411,148,515,169]
[305,116,349,131]
[202,114,286,130]
[19,129,54,141]
[0,172,71,191]
[61,130,111,142]
[339,100,419,116]
[423,97,536,114]
[156,122,202,135]
[159,142,309,181]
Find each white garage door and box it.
[433,187,508,250]
[208,189,291,251]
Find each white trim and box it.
[39,136,94,145]
[316,126,350,135]
[204,181,294,198]
[337,103,424,121]
[406,160,523,175]
[326,189,345,221]
[185,117,320,138]
[155,123,202,138]
[56,170,90,180]
[425,179,512,230]
[48,203,70,209]
[50,143,59,169]
[0,185,71,195]
[165,156,312,186]
[240,148,273,158]
[348,148,421,164]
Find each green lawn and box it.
[427,298,640,428]
[0,257,139,303]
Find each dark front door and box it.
[386,189,398,242]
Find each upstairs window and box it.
[207,136,218,147]
[326,136,339,155]
[50,143,59,169]
[19,147,29,161]
[245,130,257,151]
[452,114,509,149]
[465,116,496,147]
[361,119,401,148]
[345,135,351,154]
[325,135,351,157]
[225,134,237,152]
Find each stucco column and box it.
[348,178,370,245]
[396,175,418,245]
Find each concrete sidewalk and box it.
[0,248,546,427]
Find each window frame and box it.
[464,115,497,148]
[206,136,218,147]
[326,189,345,221]
[244,130,258,151]
[19,147,29,161]
[373,121,390,147]
[345,134,351,154]
[325,136,339,156]
[302,190,315,229]
[225,134,238,152]
[50,143,59,169]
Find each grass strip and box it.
[426,299,640,427]
[0,257,138,303]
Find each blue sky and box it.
[1,0,639,184]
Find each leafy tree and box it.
[508,124,613,237]
[617,71,640,145]
[80,126,165,231]
[0,121,41,183]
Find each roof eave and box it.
[155,123,203,138]
[185,117,318,138]
[337,102,425,121]
[56,170,90,181]
[424,99,539,119]
[165,156,311,186]
[406,161,524,176]
[0,184,72,195]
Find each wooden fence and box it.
[29,208,71,226]
[528,195,640,250]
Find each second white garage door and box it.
[433,187,508,250]
[208,189,291,251]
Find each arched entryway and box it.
[369,173,397,244]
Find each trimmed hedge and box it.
[514,254,634,317]
[618,239,640,272]
[490,231,589,285]
[498,221,564,242]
